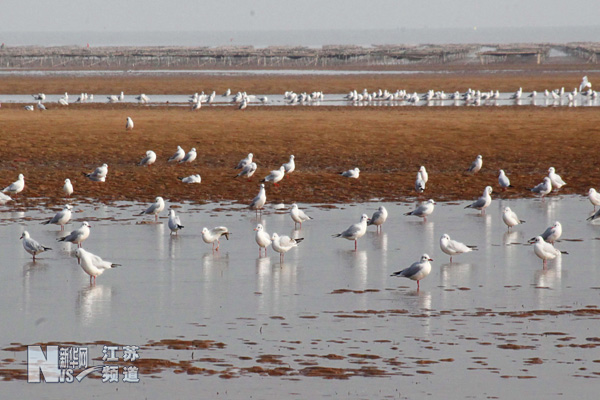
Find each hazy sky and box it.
[1,0,598,32]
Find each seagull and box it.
[580,76,592,92]
[531,236,565,268]
[367,206,388,233]
[32,93,46,101]
[139,150,157,167]
[202,227,231,251]
[234,162,257,179]
[465,186,493,214]
[0,192,12,205]
[340,167,360,179]
[223,88,231,97]
[467,155,483,174]
[3,174,25,195]
[75,248,120,284]
[529,177,552,198]
[168,209,184,235]
[83,163,108,182]
[390,254,433,290]
[588,188,600,211]
[531,221,562,244]
[126,117,134,130]
[135,94,149,103]
[168,146,186,163]
[510,87,522,100]
[235,153,253,169]
[180,148,197,163]
[548,167,566,190]
[178,174,201,184]
[191,101,201,111]
[63,178,74,196]
[439,234,476,263]
[271,233,303,262]
[58,97,69,106]
[332,214,368,251]
[282,155,295,177]
[239,99,248,110]
[42,204,72,231]
[249,184,266,213]
[290,203,313,229]
[404,199,435,221]
[418,166,428,183]
[24,105,34,111]
[254,224,272,257]
[20,231,52,261]
[138,196,165,221]
[58,221,91,248]
[261,166,285,186]
[498,169,513,191]
[415,171,426,193]
[502,207,525,230]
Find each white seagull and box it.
[261,166,285,186]
[531,236,564,268]
[58,221,91,248]
[390,254,433,290]
[83,164,108,182]
[465,186,493,214]
[254,224,272,257]
[126,117,134,131]
[63,178,74,197]
[139,150,157,167]
[180,148,197,164]
[42,204,73,231]
[418,166,428,183]
[290,203,313,229]
[0,192,12,205]
[547,167,566,190]
[502,207,525,230]
[498,169,513,191]
[415,171,426,193]
[404,199,435,222]
[439,234,476,262]
[138,196,165,221]
[282,155,295,177]
[234,162,257,179]
[235,153,253,169]
[588,188,600,211]
[202,227,231,251]
[340,167,360,179]
[271,233,303,262]
[530,177,552,198]
[168,209,184,235]
[178,174,201,184]
[75,248,120,284]
[20,231,52,261]
[531,221,562,244]
[168,146,185,163]
[367,206,388,233]
[467,155,483,174]
[3,174,25,195]
[249,184,267,213]
[332,214,368,251]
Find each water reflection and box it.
[439,262,475,287]
[76,284,112,326]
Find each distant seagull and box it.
[58,97,69,106]
[282,155,295,176]
[498,169,513,191]
[547,167,566,190]
[135,94,149,103]
[531,236,565,268]
[235,153,253,170]
[418,166,428,183]
[42,204,72,231]
[531,221,562,244]
[234,162,257,179]
[139,150,157,167]
[404,199,435,221]
[465,186,493,214]
[223,88,231,97]
[126,117,134,130]
[178,174,201,184]
[3,174,25,195]
[271,233,303,262]
[20,231,52,261]
[202,227,231,251]
[36,101,46,111]
[249,184,267,213]
[332,214,368,251]
[580,76,592,92]
[415,171,426,193]
[254,224,272,257]
[529,177,552,198]
[467,155,483,174]
[168,146,185,163]
[390,254,433,290]
[180,148,197,163]
[261,166,285,186]
[290,203,313,229]
[63,178,74,196]
[58,221,91,248]
[83,163,108,182]
[24,105,34,111]
[588,188,600,211]
[191,101,201,111]
[439,234,476,262]
[510,87,522,100]
[340,167,360,179]
[367,206,388,233]
[168,209,184,235]
[0,192,12,205]
[239,99,248,110]
[75,248,120,284]
[502,207,525,230]
[138,196,165,221]
[32,93,46,101]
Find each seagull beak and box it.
[428,258,433,261]
[253,228,258,231]
[19,234,24,240]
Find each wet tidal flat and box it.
[1,195,600,398]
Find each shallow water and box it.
[2,195,600,398]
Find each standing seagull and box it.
[465,186,493,214]
[42,204,73,231]
[531,236,565,268]
[75,248,119,284]
[180,148,197,164]
[282,155,295,177]
[404,199,435,222]
[0,192,12,205]
[139,150,157,167]
[234,162,257,179]
[261,166,285,186]
[58,221,91,248]
[502,207,525,230]
[249,184,267,214]
[531,221,562,244]
[63,178,74,197]
[138,196,165,221]
[467,155,483,174]
[390,254,433,291]
[367,206,388,233]
[440,234,476,262]
[415,171,426,193]
[168,146,186,163]
[332,214,368,251]
[271,233,303,263]
[235,153,253,169]
[529,177,552,199]
[290,203,313,229]
[548,167,566,190]
[168,209,184,235]
[20,231,52,261]
[254,224,272,257]
[588,188,600,211]
[201,227,231,251]
[498,170,513,191]
[418,166,428,184]
[83,164,108,182]
[126,117,134,131]
[3,174,25,196]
